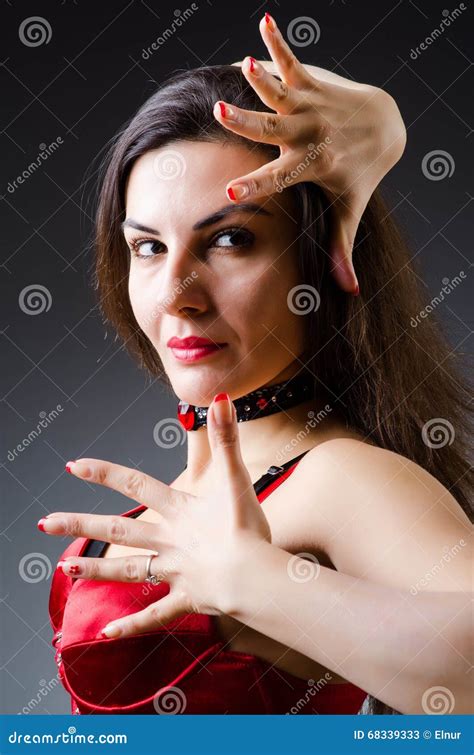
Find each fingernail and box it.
[248,56,257,74]
[213,393,233,426]
[56,561,66,570]
[66,460,91,479]
[353,282,360,296]
[217,101,235,120]
[37,517,66,533]
[264,12,275,30]
[227,184,248,201]
[100,624,122,639]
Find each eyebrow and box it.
[120,203,273,236]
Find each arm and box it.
[222,439,473,714]
[223,538,472,714]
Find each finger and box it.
[39,510,160,550]
[64,458,184,515]
[259,13,321,91]
[329,201,362,295]
[213,100,290,146]
[97,592,188,639]
[224,152,304,201]
[241,56,303,115]
[57,553,171,583]
[206,393,253,500]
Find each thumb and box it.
[329,200,362,295]
[207,393,252,496]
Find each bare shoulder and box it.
[278,437,473,590]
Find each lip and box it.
[167,336,224,349]
[170,344,227,363]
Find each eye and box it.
[128,237,165,260]
[211,228,254,249]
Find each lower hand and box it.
[39,394,271,638]
[218,12,407,294]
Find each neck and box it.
[181,364,347,483]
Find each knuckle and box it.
[147,603,163,625]
[213,425,238,449]
[245,177,260,197]
[272,166,291,192]
[123,471,145,499]
[88,559,101,579]
[275,80,289,103]
[108,516,128,544]
[65,516,81,537]
[124,557,140,581]
[260,114,280,139]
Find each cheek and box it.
[128,271,159,337]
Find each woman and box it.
[40,14,473,715]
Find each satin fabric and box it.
[48,460,368,714]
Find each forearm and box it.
[224,539,472,714]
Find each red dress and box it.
[48,451,368,714]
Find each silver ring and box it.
[144,554,162,585]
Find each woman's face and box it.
[124,140,306,405]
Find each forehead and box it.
[124,140,297,229]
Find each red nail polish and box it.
[249,56,256,73]
[68,565,81,575]
[265,12,273,28]
[353,283,360,296]
[37,519,47,532]
[214,393,229,403]
[218,101,226,118]
[99,630,109,639]
[227,187,236,201]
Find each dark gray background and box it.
[1,0,472,714]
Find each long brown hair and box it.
[89,65,473,714]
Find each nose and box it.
[153,247,209,318]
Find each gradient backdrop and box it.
[1,0,472,714]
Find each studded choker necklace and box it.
[177,372,315,431]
